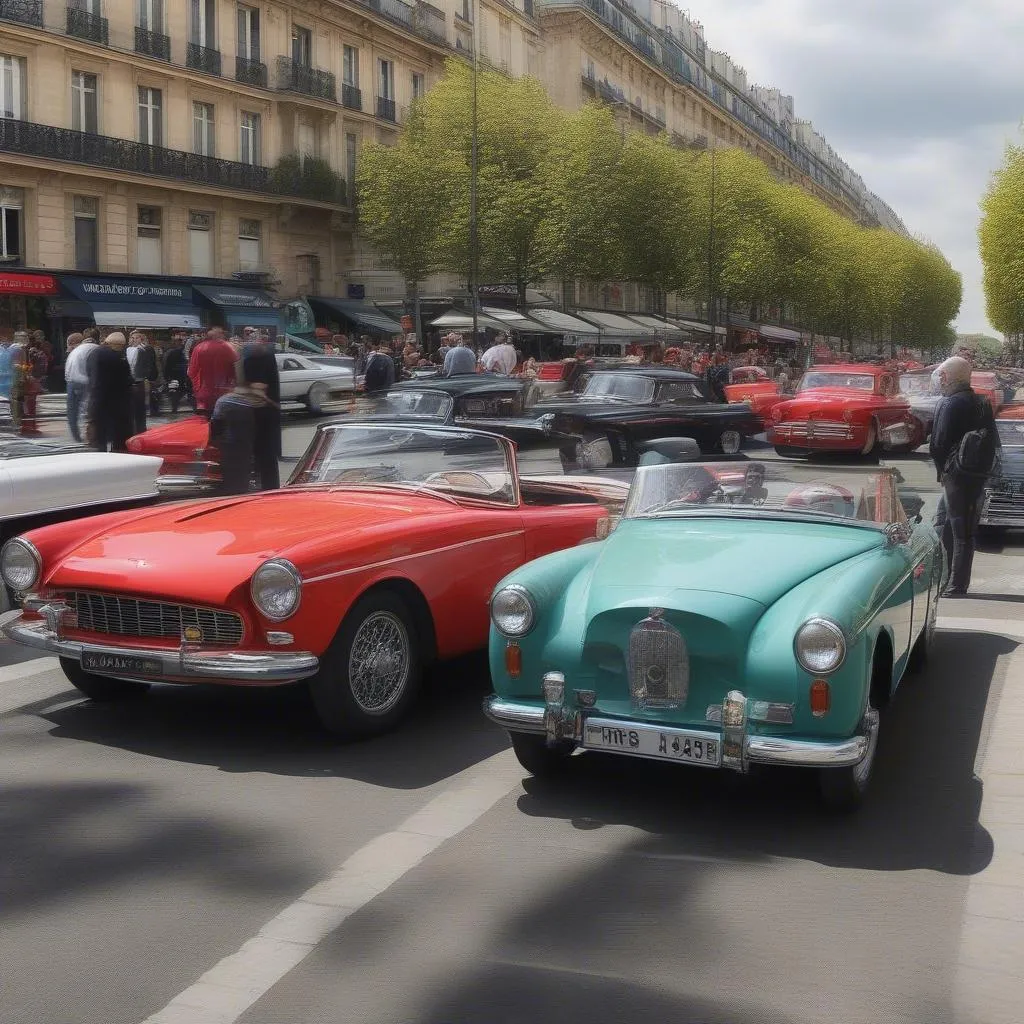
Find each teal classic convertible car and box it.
[484,461,945,810]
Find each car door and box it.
[276,356,306,401]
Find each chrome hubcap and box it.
[720,430,741,454]
[347,611,410,715]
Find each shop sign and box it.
[62,276,191,303]
[0,272,58,295]
[201,288,276,308]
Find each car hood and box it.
[42,489,456,605]
[778,389,897,410]
[584,516,885,611]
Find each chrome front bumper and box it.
[483,694,870,770]
[980,488,1024,527]
[156,473,219,496]
[3,615,319,684]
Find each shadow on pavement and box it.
[38,652,506,790]
[0,780,319,920]
[509,629,1007,876]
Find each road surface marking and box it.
[141,751,524,1024]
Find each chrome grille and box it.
[775,420,853,440]
[64,592,244,645]
[628,612,689,710]
[982,490,1024,525]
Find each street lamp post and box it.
[469,0,480,347]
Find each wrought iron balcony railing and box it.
[376,96,396,122]
[412,0,447,44]
[0,118,344,204]
[276,57,336,101]
[341,83,362,111]
[235,55,267,88]
[66,7,108,44]
[368,0,413,29]
[0,0,41,25]
[186,42,221,76]
[134,25,171,61]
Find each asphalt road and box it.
[1,434,1021,1024]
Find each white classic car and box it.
[276,353,355,414]
[0,435,162,611]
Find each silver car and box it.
[276,352,355,414]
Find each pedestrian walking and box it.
[7,331,27,431]
[87,332,133,452]
[363,339,396,396]
[127,330,159,433]
[704,350,731,403]
[209,379,272,495]
[62,332,94,442]
[20,332,47,436]
[930,355,998,597]
[480,333,518,375]
[442,335,478,376]
[242,339,282,490]
[187,327,237,419]
[161,335,190,415]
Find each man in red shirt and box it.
[187,327,237,418]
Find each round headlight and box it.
[491,584,535,637]
[795,618,846,675]
[1,538,41,593]
[250,559,302,621]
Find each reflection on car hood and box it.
[584,516,884,610]
[781,389,898,409]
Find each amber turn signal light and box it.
[505,642,522,678]
[810,679,831,717]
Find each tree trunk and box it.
[409,279,424,353]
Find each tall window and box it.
[137,86,162,146]
[236,5,259,59]
[188,210,213,276]
[73,196,99,272]
[291,25,311,66]
[239,111,260,165]
[0,56,25,120]
[342,44,358,86]
[460,0,472,21]
[193,101,215,156]
[238,218,261,271]
[345,132,357,188]
[136,206,161,274]
[296,118,316,161]
[378,58,394,100]
[71,71,98,134]
[189,0,215,47]
[412,72,424,99]
[499,17,511,67]
[0,187,24,262]
[137,0,162,30]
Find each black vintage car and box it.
[534,366,764,469]
[980,416,1024,531]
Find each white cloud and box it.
[681,0,1023,334]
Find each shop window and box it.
[0,186,24,264]
[188,209,213,276]
[73,195,99,272]
[136,205,161,275]
[238,218,261,271]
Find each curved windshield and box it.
[996,420,1024,447]
[798,372,875,392]
[288,424,516,505]
[623,461,905,527]
[899,375,939,396]
[372,390,454,420]
[581,373,655,403]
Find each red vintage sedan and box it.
[0,422,621,738]
[768,363,925,457]
[724,366,784,427]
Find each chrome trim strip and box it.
[746,733,868,767]
[156,475,217,495]
[850,562,917,641]
[0,489,160,523]
[2,615,318,682]
[482,696,546,734]
[305,530,526,584]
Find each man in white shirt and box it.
[62,332,95,442]
[480,332,518,375]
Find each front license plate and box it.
[82,651,163,676]
[582,718,721,766]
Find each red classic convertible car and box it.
[768,363,925,457]
[1,422,622,738]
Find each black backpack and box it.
[953,395,997,477]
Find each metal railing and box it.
[66,6,108,44]
[134,25,171,61]
[368,0,413,28]
[186,42,221,76]
[413,0,447,44]
[235,55,267,88]
[275,57,336,101]
[341,83,362,110]
[0,118,343,203]
[376,96,396,122]
[0,0,41,25]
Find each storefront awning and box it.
[674,318,727,336]
[308,297,403,335]
[91,305,202,329]
[624,314,684,336]
[523,308,601,338]
[193,285,279,328]
[760,324,803,343]
[430,308,511,331]
[479,306,560,334]
[572,309,655,337]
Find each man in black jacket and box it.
[929,356,995,596]
[88,332,133,452]
[241,335,281,490]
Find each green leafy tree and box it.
[980,143,1024,336]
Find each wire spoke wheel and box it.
[347,610,411,715]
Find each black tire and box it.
[306,381,329,415]
[309,589,422,740]
[818,705,880,812]
[510,732,575,777]
[774,445,804,458]
[907,596,936,674]
[59,656,151,701]
[861,422,878,456]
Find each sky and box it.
[681,0,1024,336]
